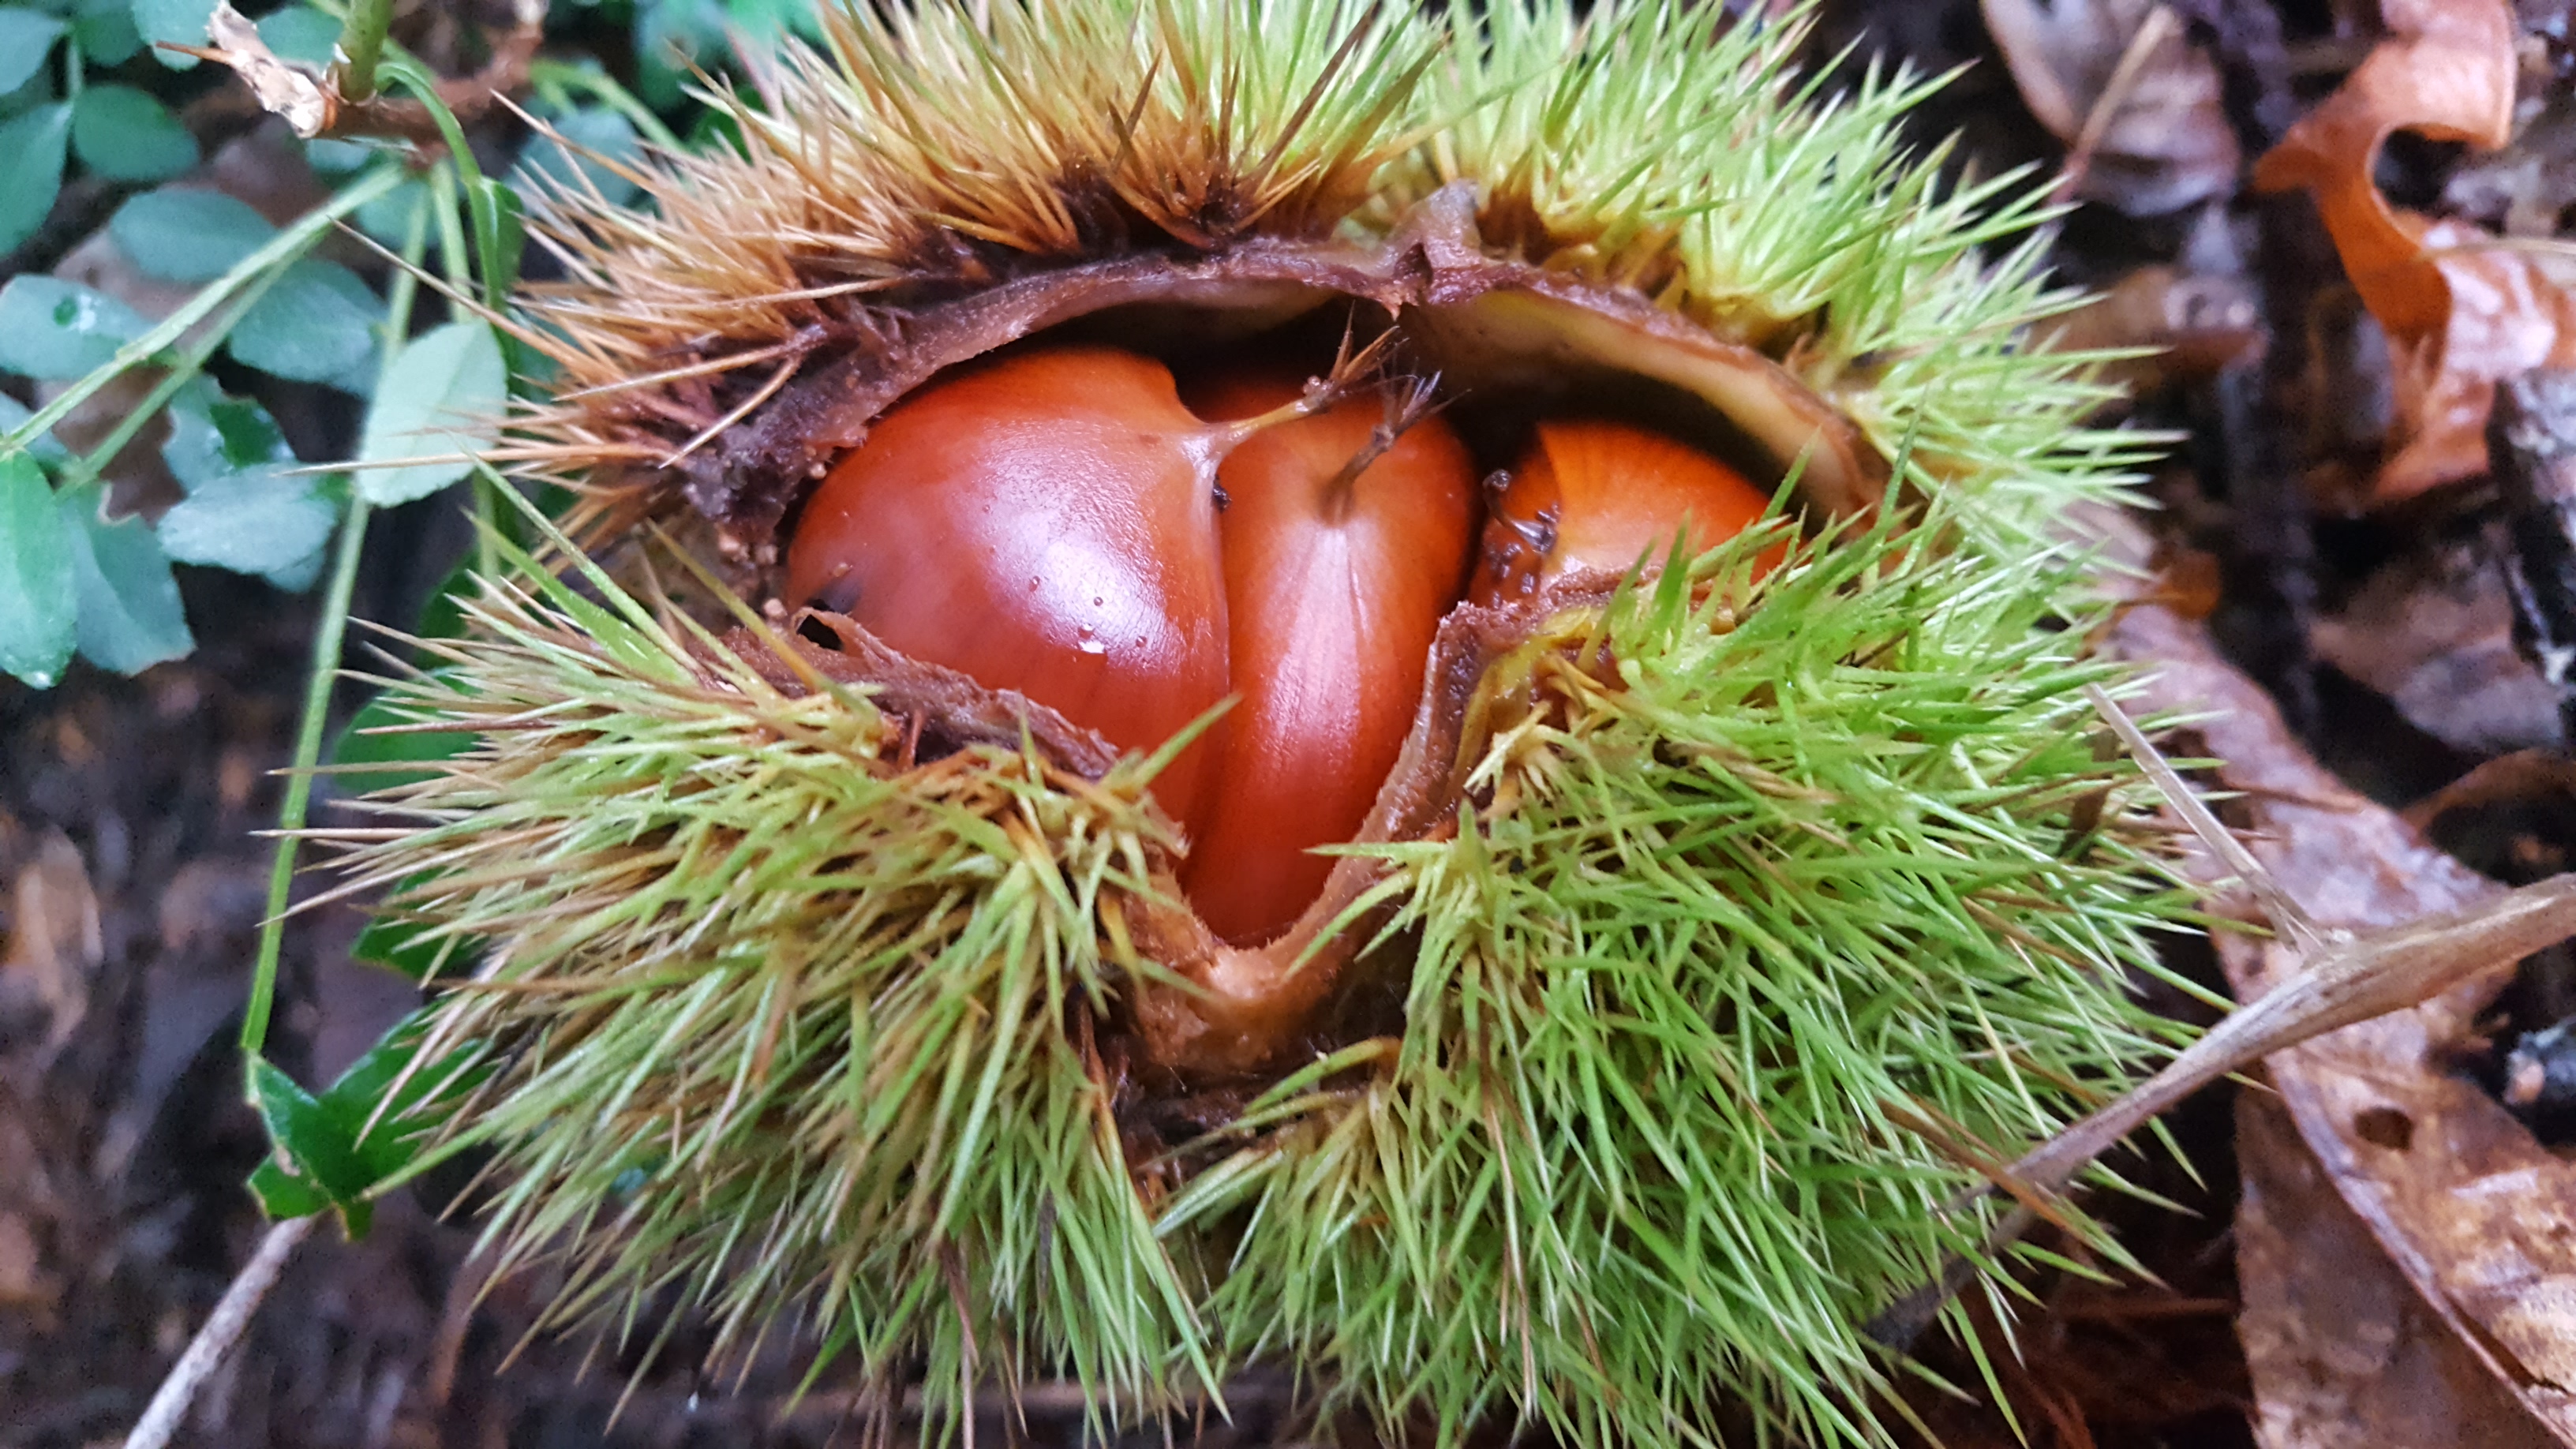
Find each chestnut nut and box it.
[785,343,1777,945]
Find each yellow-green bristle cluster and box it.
[318,2,2208,1444]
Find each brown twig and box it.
[167,0,546,148]
[122,1215,317,1449]
[1866,685,2576,1350]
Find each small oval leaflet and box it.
[227,259,383,388]
[0,8,67,95]
[0,451,74,688]
[69,84,200,182]
[111,188,279,285]
[356,320,507,505]
[0,104,72,258]
[58,484,192,675]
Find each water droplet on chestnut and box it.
[784,346,1232,822]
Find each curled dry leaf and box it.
[176,0,548,145]
[1980,0,2241,215]
[2108,597,2576,1441]
[2253,0,2576,503]
[174,2,332,140]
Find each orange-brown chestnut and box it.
[1469,419,1777,605]
[1181,371,1476,946]
[785,346,1231,824]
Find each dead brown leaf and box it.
[2109,597,2576,1442]
[2,832,103,1058]
[2308,528,2564,754]
[0,1211,55,1316]
[2236,1091,2559,1449]
[1982,0,2241,214]
[2040,264,2263,397]
[170,0,548,147]
[2252,0,2576,502]
[180,2,332,138]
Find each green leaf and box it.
[0,451,73,687]
[132,0,215,69]
[347,912,460,982]
[0,103,71,256]
[354,320,505,504]
[246,1013,486,1230]
[248,1057,369,1231]
[337,665,485,980]
[159,376,289,489]
[159,473,338,579]
[725,0,816,43]
[254,4,336,66]
[246,1159,331,1219]
[226,258,381,387]
[71,84,199,181]
[158,380,339,583]
[0,275,148,381]
[412,556,479,642]
[518,107,641,208]
[0,9,66,95]
[634,0,724,107]
[111,187,278,283]
[72,0,142,66]
[304,137,373,176]
[467,174,526,303]
[332,679,475,792]
[352,172,425,243]
[59,484,191,673]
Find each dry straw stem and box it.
[2024,685,2576,1205]
[1870,686,2576,1350]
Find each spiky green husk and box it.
[343,559,1208,1435]
[330,0,2210,1443]
[335,504,2190,1447]
[1166,518,2191,1447]
[511,0,2140,556]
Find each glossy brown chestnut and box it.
[785,346,1231,824]
[1469,418,1777,605]
[1181,370,1476,945]
[788,353,1770,949]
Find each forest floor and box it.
[9,0,2576,1445]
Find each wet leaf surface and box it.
[2235,1091,2557,1449]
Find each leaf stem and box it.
[239,495,373,1065]
[333,0,395,107]
[52,266,298,492]
[426,159,473,298]
[238,185,430,1069]
[0,163,409,464]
